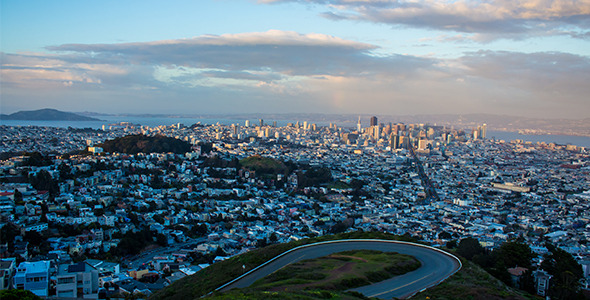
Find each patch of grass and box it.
[328,181,351,190]
[240,155,287,175]
[150,232,418,300]
[251,250,420,292]
[412,259,535,300]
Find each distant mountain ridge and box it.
[1,108,100,121]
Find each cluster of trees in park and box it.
[452,237,585,299]
[99,134,192,154]
[202,154,334,188]
[110,229,168,257]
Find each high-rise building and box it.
[259,119,264,127]
[370,116,378,127]
[374,125,380,139]
[390,134,399,149]
[357,116,362,132]
[418,139,428,150]
[245,120,250,127]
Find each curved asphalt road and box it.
[218,239,461,299]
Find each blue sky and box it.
[1,0,589,118]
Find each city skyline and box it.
[1,0,589,118]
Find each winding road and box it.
[217,239,461,299]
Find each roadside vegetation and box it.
[441,237,585,300]
[413,258,533,300]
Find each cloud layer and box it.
[263,0,590,41]
[2,30,589,118]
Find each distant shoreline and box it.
[1,116,589,148]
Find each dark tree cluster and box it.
[99,134,191,154]
[29,170,59,196]
[297,166,333,187]
[22,152,53,167]
[456,237,584,299]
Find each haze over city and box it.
[2,0,589,118]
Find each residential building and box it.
[13,261,50,297]
[0,258,16,290]
[56,262,99,298]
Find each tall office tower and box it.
[245,120,250,127]
[374,125,380,140]
[427,128,435,138]
[303,121,308,130]
[370,116,378,127]
[273,121,277,127]
[390,134,399,149]
[357,116,362,132]
[399,136,409,149]
[481,124,487,139]
[384,123,391,135]
[259,119,264,127]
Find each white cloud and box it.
[264,0,590,40]
[2,32,589,118]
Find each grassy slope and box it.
[250,250,420,291]
[239,155,287,173]
[152,233,534,300]
[412,258,535,300]
[150,232,414,300]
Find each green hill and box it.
[1,108,100,121]
[99,134,191,154]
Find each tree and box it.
[0,289,42,300]
[29,170,59,196]
[269,232,278,243]
[457,237,484,260]
[541,244,584,300]
[156,233,168,247]
[495,241,535,270]
[349,179,366,190]
[23,152,52,167]
[438,231,452,240]
[13,189,23,202]
[24,230,43,246]
[446,240,457,249]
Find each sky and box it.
[1,0,589,119]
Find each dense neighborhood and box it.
[0,119,589,299]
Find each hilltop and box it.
[99,134,192,154]
[150,232,529,300]
[0,108,101,121]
